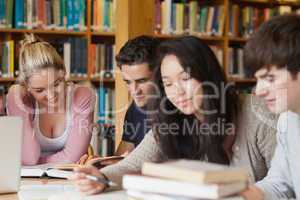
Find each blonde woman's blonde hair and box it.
[18,34,65,85]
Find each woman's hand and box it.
[77,154,98,165]
[70,166,107,195]
[240,185,264,200]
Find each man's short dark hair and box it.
[244,14,300,77]
[116,35,159,71]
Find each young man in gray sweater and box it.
[241,14,300,200]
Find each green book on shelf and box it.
[6,0,13,28]
[199,7,208,34]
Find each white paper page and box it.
[45,169,74,179]
[18,184,78,200]
[48,190,127,200]
[21,168,45,177]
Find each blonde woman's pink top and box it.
[6,84,96,166]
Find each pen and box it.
[85,175,118,187]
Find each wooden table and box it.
[0,178,126,200]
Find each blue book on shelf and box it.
[98,87,106,124]
[0,0,5,26]
[69,38,76,76]
[211,6,219,35]
[14,0,24,29]
[74,38,81,75]
[103,0,110,31]
[66,0,73,30]
[80,38,88,75]
[79,0,86,30]
[72,0,80,30]
[171,2,176,32]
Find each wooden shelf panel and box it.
[229,37,249,43]
[67,77,89,82]
[91,31,115,37]
[90,77,115,83]
[232,0,271,5]
[274,1,300,7]
[154,33,225,42]
[228,77,257,83]
[0,77,16,82]
[0,28,87,36]
[232,0,300,7]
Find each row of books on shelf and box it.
[90,123,115,157]
[1,39,249,79]
[89,43,115,78]
[155,0,225,36]
[229,4,300,37]
[0,0,87,31]
[54,37,88,77]
[0,0,116,32]
[124,160,248,200]
[91,0,116,32]
[0,39,115,78]
[228,46,250,78]
[91,86,116,157]
[96,86,115,125]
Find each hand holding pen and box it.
[70,166,117,195]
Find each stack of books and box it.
[123,159,249,200]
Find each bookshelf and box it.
[0,0,299,149]
[151,0,300,82]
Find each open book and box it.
[21,155,124,178]
[21,164,74,179]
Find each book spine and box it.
[63,42,71,79]
[3,42,8,76]
[81,38,88,75]
[0,1,4,27]
[79,0,86,30]
[154,0,161,34]
[15,0,24,28]
[6,0,13,28]
[9,41,14,77]
[67,0,73,30]
[72,0,80,30]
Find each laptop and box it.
[0,117,23,194]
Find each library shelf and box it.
[154,33,225,42]
[91,31,115,37]
[228,77,257,83]
[0,28,87,36]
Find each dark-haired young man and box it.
[241,14,300,200]
[114,35,159,155]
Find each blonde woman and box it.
[6,34,96,165]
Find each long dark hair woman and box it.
[149,36,237,164]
